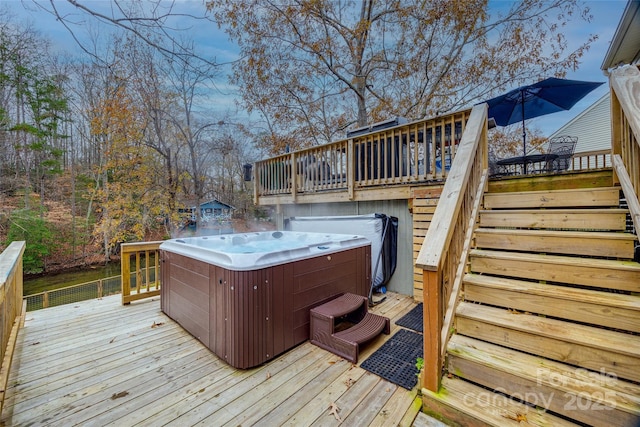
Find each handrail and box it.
[415,104,488,392]
[439,170,488,358]
[121,241,163,305]
[254,110,471,203]
[610,65,640,240]
[0,241,26,415]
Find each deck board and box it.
[1,292,421,426]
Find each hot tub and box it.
[160,231,371,368]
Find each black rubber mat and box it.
[360,329,423,390]
[395,303,423,332]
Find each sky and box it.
[3,0,630,137]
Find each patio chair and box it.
[545,135,578,172]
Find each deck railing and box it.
[121,241,162,305]
[0,241,25,414]
[24,275,122,311]
[570,149,612,171]
[415,104,488,392]
[254,110,471,203]
[611,65,640,239]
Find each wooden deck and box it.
[1,292,422,426]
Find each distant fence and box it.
[24,267,157,311]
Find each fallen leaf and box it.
[111,391,129,400]
[151,321,165,328]
[344,378,354,388]
[503,412,528,422]
[30,342,40,346]
[110,337,116,343]
[329,402,342,422]
[266,372,272,380]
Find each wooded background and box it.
[0,0,593,273]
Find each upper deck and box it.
[254,111,471,205]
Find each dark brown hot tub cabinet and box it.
[160,245,370,368]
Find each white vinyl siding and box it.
[549,93,611,154]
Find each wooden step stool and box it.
[310,293,390,363]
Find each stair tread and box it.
[448,334,640,411]
[474,228,637,258]
[333,312,389,344]
[478,208,629,231]
[475,227,637,241]
[479,208,628,214]
[463,273,640,310]
[311,292,367,318]
[470,248,640,271]
[485,186,619,196]
[422,376,580,427]
[456,302,640,357]
[483,187,621,209]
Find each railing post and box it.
[422,268,442,392]
[145,251,151,292]
[43,291,49,309]
[135,252,141,294]
[611,87,622,186]
[253,162,259,205]
[348,138,355,200]
[290,152,297,202]
[98,279,103,298]
[121,250,131,305]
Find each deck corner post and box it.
[422,267,442,393]
[121,248,131,305]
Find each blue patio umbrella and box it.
[485,77,603,164]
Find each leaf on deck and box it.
[151,321,165,328]
[503,412,528,422]
[111,391,129,400]
[329,402,342,422]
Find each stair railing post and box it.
[422,267,442,392]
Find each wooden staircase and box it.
[422,184,640,426]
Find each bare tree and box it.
[28,0,220,72]
[208,0,596,152]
